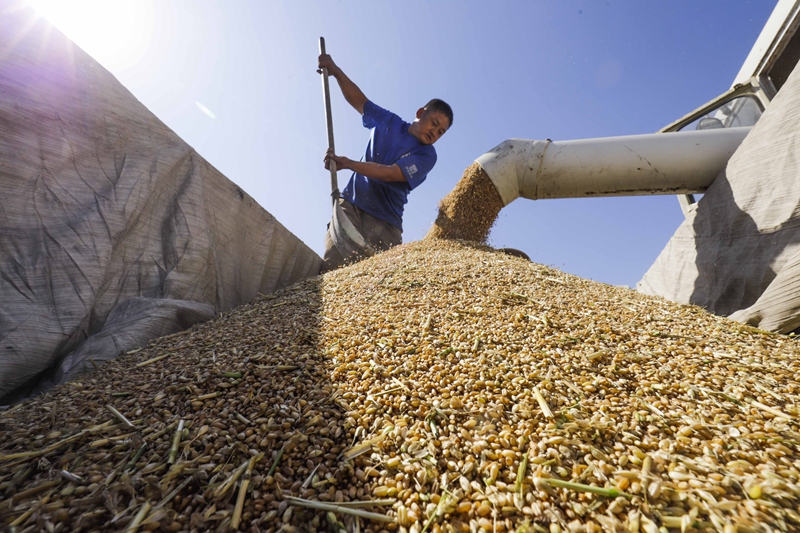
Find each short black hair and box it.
[424,99,453,128]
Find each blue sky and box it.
[28,0,775,287]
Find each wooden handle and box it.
[319,37,338,196]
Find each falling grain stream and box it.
[426,163,504,244]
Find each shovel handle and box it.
[319,37,338,197]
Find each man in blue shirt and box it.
[318,53,453,272]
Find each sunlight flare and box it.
[25,0,151,69]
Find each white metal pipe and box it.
[475,127,751,206]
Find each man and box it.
[318,53,453,272]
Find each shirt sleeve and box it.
[396,147,437,190]
[362,100,394,129]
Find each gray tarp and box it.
[0,5,321,402]
[638,58,800,332]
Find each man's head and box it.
[409,99,453,145]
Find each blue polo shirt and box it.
[341,100,437,231]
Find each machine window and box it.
[678,95,763,131]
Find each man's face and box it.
[411,109,450,145]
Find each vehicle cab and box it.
[665,0,800,215]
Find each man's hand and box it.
[317,54,341,78]
[324,149,351,172]
[317,53,367,114]
[323,149,406,183]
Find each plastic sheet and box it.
[639,59,800,332]
[0,6,320,402]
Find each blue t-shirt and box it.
[341,100,437,231]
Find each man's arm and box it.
[318,54,367,114]
[324,150,405,183]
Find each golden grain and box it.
[1,240,799,532]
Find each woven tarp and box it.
[0,5,321,402]
[638,58,800,332]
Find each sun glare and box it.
[25,0,152,70]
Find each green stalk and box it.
[267,447,285,477]
[167,420,184,464]
[516,452,528,495]
[538,478,631,499]
[125,502,151,532]
[126,444,147,471]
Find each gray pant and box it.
[321,199,402,273]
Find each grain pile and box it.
[426,163,504,243]
[2,239,800,533]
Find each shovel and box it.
[318,37,373,259]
